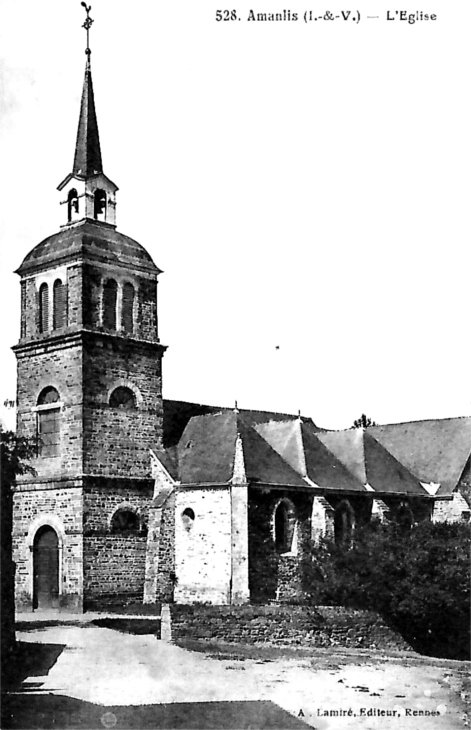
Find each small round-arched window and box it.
[109,386,136,409]
[111,509,139,533]
[37,387,60,405]
[182,508,195,530]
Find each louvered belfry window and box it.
[39,283,49,333]
[122,282,135,334]
[103,279,118,330]
[53,279,67,330]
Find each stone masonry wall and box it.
[433,493,471,522]
[144,457,176,604]
[19,263,81,342]
[15,341,83,481]
[83,481,153,531]
[82,335,163,478]
[171,604,412,652]
[83,535,148,609]
[13,485,83,611]
[174,488,232,604]
[83,481,152,607]
[155,494,176,601]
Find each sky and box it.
[0,1,469,431]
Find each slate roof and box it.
[256,419,366,492]
[369,417,471,495]
[17,220,160,275]
[158,400,464,498]
[73,60,103,178]
[159,410,307,487]
[317,429,428,495]
[162,399,317,449]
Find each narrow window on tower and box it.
[94,189,106,220]
[20,281,26,338]
[36,387,61,458]
[102,279,118,330]
[122,282,135,334]
[53,279,67,330]
[39,283,49,333]
[67,189,79,223]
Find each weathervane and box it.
[81,3,93,59]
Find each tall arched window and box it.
[53,279,67,330]
[94,189,106,220]
[122,282,135,334]
[274,500,296,554]
[109,386,136,409]
[37,387,60,458]
[67,189,79,222]
[39,283,49,333]
[334,500,355,548]
[103,279,118,330]
[397,503,414,530]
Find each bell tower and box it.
[12,7,166,612]
[57,37,118,228]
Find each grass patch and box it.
[90,602,162,616]
[174,638,320,662]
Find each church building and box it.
[11,17,471,612]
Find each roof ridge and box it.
[370,415,471,428]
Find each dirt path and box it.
[6,624,469,729]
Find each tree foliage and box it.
[305,520,470,659]
[1,430,36,485]
[351,413,377,429]
[1,431,37,673]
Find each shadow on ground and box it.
[2,641,66,689]
[1,694,306,729]
[91,618,160,636]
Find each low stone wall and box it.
[171,604,411,652]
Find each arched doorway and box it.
[33,526,59,609]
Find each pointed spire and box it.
[73,61,103,177]
[73,4,102,177]
[57,5,118,226]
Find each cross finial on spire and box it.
[81,3,93,60]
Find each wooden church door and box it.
[33,527,59,609]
